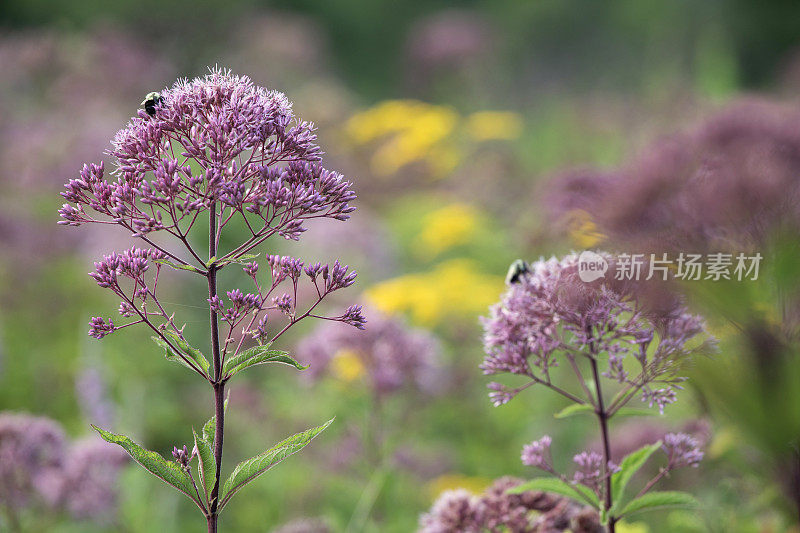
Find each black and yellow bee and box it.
[505,259,530,285]
[141,92,163,117]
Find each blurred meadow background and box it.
[2,0,800,531]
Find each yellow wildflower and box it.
[464,111,524,141]
[616,521,649,533]
[329,348,365,383]
[417,203,480,257]
[365,259,503,327]
[566,209,605,248]
[427,474,492,500]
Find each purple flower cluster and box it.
[59,68,355,243]
[59,68,365,378]
[296,309,440,397]
[662,432,704,469]
[59,438,129,521]
[571,451,620,492]
[521,431,704,500]
[481,253,711,412]
[521,435,621,494]
[521,436,553,471]
[0,413,128,524]
[545,99,800,253]
[419,477,601,533]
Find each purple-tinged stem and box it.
[207,203,225,533]
[588,327,616,533]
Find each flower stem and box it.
[588,327,615,533]
[207,203,225,532]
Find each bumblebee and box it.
[141,91,163,117]
[505,259,530,285]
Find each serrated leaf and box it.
[219,418,333,510]
[92,425,201,508]
[193,429,216,502]
[152,336,202,373]
[202,415,216,448]
[554,404,595,419]
[163,331,211,376]
[507,477,600,508]
[611,442,662,508]
[153,258,202,273]
[216,253,261,268]
[201,395,230,449]
[619,491,699,517]
[223,345,307,378]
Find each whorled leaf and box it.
[153,258,203,274]
[201,394,230,451]
[611,442,662,510]
[152,336,200,374]
[218,418,334,510]
[92,425,203,510]
[507,476,600,508]
[193,429,216,504]
[164,331,211,375]
[553,404,656,419]
[619,491,699,517]
[223,345,307,379]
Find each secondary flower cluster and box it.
[59,69,355,243]
[86,245,365,358]
[0,412,128,523]
[520,432,703,499]
[419,477,601,533]
[296,309,439,397]
[481,253,711,412]
[521,436,621,494]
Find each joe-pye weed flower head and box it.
[57,67,364,531]
[482,253,712,532]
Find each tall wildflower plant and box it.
[482,253,713,531]
[58,68,365,532]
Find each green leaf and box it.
[153,258,202,274]
[201,394,230,448]
[553,404,655,420]
[611,442,662,508]
[619,491,699,517]
[205,256,218,269]
[202,416,216,448]
[152,336,202,374]
[162,332,211,376]
[507,477,599,508]
[219,418,334,510]
[193,429,216,503]
[223,345,307,378]
[216,253,261,268]
[553,404,594,419]
[92,425,201,508]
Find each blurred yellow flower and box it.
[417,203,480,257]
[616,522,649,533]
[347,101,521,180]
[365,259,504,327]
[566,209,605,248]
[464,111,524,141]
[426,474,492,500]
[346,100,460,177]
[330,348,365,383]
[707,426,737,459]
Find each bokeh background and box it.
[2,1,800,531]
